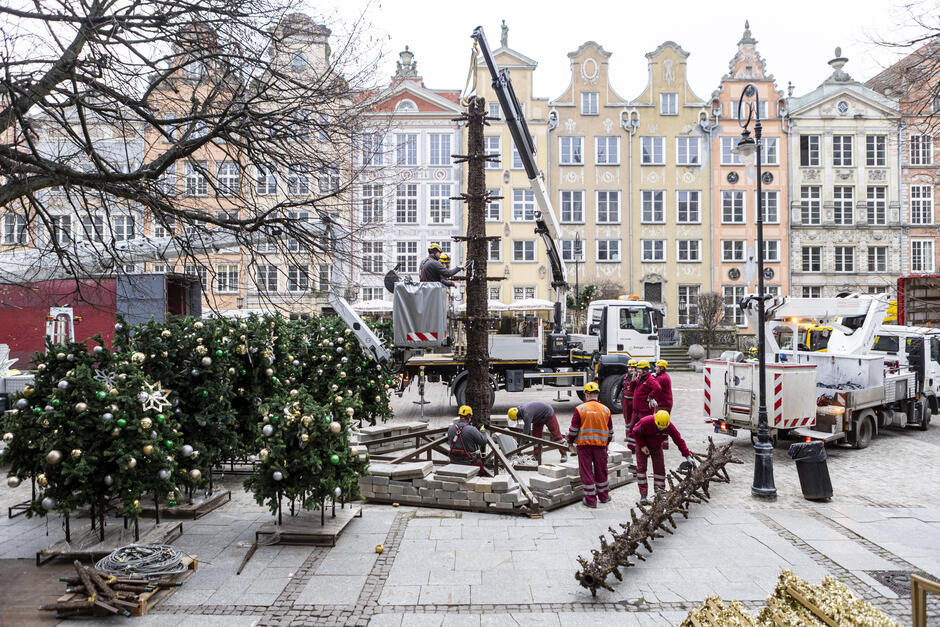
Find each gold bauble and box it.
[109,388,119,397]
[329,421,342,434]
[301,434,309,442]
[133,499,140,508]
[375,544,384,554]
[36,473,49,487]
[127,457,137,469]
[140,417,152,429]
[70,449,82,459]
[143,444,154,455]
[259,448,269,460]
[161,330,172,338]
[2,432,12,444]
[23,386,35,397]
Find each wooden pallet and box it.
[255,506,362,547]
[53,554,198,617]
[135,490,231,520]
[36,521,183,567]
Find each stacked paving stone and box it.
[527,443,634,508]
[355,421,430,454]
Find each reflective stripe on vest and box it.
[575,401,611,446]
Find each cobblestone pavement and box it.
[2,372,939,626]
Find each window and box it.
[429,133,451,165]
[487,239,502,262]
[216,162,239,196]
[512,189,535,221]
[255,166,276,196]
[912,240,935,273]
[596,136,619,165]
[677,240,701,262]
[486,189,503,222]
[677,190,701,223]
[152,220,172,239]
[721,190,745,223]
[361,287,384,301]
[395,184,418,224]
[911,135,933,165]
[286,265,309,292]
[256,264,278,292]
[487,102,500,119]
[801,246,821,272]
[867,247,887,272]
[560,190,584,223]
[285,211,309,252]
[150,264,174,274]
[318,165,339,193]
[911,185,934,224]
[185,264,208,292]
[511,136,534,169]
[765,285,780,298]
[561,239,584,263]
[833,186,854,225]
[581,92,598,115]
[800,135,820,166]
[396,134,417,165]
[833,135,853,166]
[113,216,135,242]
[596,239,620,262]
[559,137,583,165]
[722,240,745,262]
[720,137,743,165]
[488,286,501,301]
[596,191,620,223]
[677,285,700,326]
[834,246,855,272]
[2,215,27,245]
[676,137,699,165]
[286,167,309,195]
[723,285,746,326]
[762,239,780,263]
[641,240,665,262]
[361,133,383,166]
[802,286,822,298]
[800,186,821,224]
[484,137,501,169]
[760,190,779,223]
[291,52,307,73]
[513,286,536,300]
[362,241,384,273]
[660,92,678,115]
[641,190,664,223]
[867,186,886,225]
[215,264,239,294]
[513,240,536,262]
[866,135,886,166]
[159,164,177,195]
[429,184,452,224]
[735,99,768,120]
[80,216,103,242]
[361,184,383,223]
[641,137,665,165]
[757,137,778,165]
[396,241,418,274]
[485,190,501,222]
[185,161,208,197]
[161,114,177,144]
[318,264,331,291]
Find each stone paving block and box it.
[390,461,434,480]
[378,584,422,605]
[537,464,568,478]
[367,462,396,477]
[417,584,471,605]
[436,464,480,479]
[491,477,512,491]
[484,492,500,503]
[441,481,460,492]
[296,574,366,604]
[469,477,493,493]
[529,475,568,490]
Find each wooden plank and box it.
[784,585,838,627]
[255,506,362,547]
[389,435,449,464]
[484,433,540,514]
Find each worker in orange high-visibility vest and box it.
[567,381,613,508]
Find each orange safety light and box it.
[805,437,812,442]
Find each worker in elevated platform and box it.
[567,382,613,508]
[653,359,673,413]
[419,243,461,287]
[631,410,695,505]
[621,359,639,448]
[448,405,487,470]
[508,401,568,463]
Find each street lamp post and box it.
[733,83,777,500]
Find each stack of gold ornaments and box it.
[681,570,899,627]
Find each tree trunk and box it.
[464,97,491,424]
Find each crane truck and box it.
[705,293,933,448]
[331,26,663,412]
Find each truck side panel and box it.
[117,274,167,325]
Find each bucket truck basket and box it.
[393,283,448,348]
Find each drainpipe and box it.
[621,109,638,292]
[707,108,719,293]
[897,119,905,279]
[781,109,792,297]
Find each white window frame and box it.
[660,92,678,115]
[762,239,780,263]
[559,137,584,165]
[215,264,240,294]
[677,190,701,224]
[256,264,278,292]
[834,246,855,273]
[216,162,239,197]
[801,186,821,225]
[720,137,744,165]
[2,214,27,245]
[561,239,584,263]
[429,133,452,166]
[429,184,452,224]
[640,136,665,165]
[287,264,310,292]
[867,246,887,272]
[596,239,621,263]
[759,137,779,165]
[801,286,822,298]
[866,135,886,167]
[361,132,383,166]
[595,136,620,165]
[185,161,208,197]
[641,239,665,263]
[487,239,502,262]
[255,165,276,196]
[911,185,934,224]
[396,241,419,274]
[833,135,853,167]
[485,190,502,222]
[513,286,537,300]
[484,136,501,169]
[911,239,935,273]
[723,285,746,327]
[676,137,700,166]
[677,239,701,263]
[513,240,536,262]
[581,92,598,115]
[361,184,384,223]
[866,186,886,225]
[760,190,779,223]
[677,285,701,326]
[286,167,309,196]
[560,190,584,224]
[910,134,933,166]
[800,134,820,166]
[113,215,135,242]
[395,183,418,224]
[596,190,620,224]
[833,186,854,225]
[512,189,535,222]
[721,190,745,224]
[721,239,745,262]
[801,246,821,272]
[81,215,103,242]
[362,241,385,274]
[396,133,418,166]
[641,190,665,224]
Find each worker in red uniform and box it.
[631,360,661,418]
[508,402,567,462]
[448,405,487,470]
[631,410,695,504]
[566,381,613,508]
[653,359,673,413]
[621,359,639,449]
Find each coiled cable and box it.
[95,544,188,578]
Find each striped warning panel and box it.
[406,332,439,342]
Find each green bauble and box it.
[116,418,127,427]
[330,454,340,465]
[156,413,166,423]
[95,391,107,400]
[201,390,209,398]
[215,349,223,357]
[240,369,246,375]
[32,407,42,414]
[51,399,61,407]
[164,440,174,448]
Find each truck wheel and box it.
[918,398,931,431]
[599,375,623,414]
[452,379,495,409]
[854,416,874,449]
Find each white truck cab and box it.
[577,299,663,361]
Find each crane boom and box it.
[471,26,568,328]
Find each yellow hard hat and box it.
[656,359,668,369]
[627,359,638,367]
[637,360,650,369]
[583,381,600,393]
[748,347,758,354]
[654,410,670,429]
[440,253,450,263]
[507,407,518,421]
[458,405,473,417]
[428,243,442,253]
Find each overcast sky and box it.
[321,0,933,100]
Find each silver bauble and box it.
[265,368,274,377]
[272,471,283,481]
[262,424,274,437]
[329,421,342,434]
[41,496,56,511]
[66,353,74,361]
[137,392,149,402]
[93,345,104,354]
[102,412,113,422]
[189,469,202,480]
[74,402,87,413]
[201,357,212,366]
[57,380,69,390]
[15,398,28,409]
[333,487,342,498]
[127,457,137,469]
[158,469,171,480]
[45,405,54,412]
[103,475,113,486]
[56,352,65,360]
[181,445,194,457]
[3,433,13,444]
[46,449,63,464]
[7,476,21,488]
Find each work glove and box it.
[649,399,658,408]
[678,456,695,472]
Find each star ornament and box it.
[0,356,20,377]
[141,381,172,412]
[93,369,117,389]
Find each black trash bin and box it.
[788,440,833,501]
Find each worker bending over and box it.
[419,243,462,287]
[567,382,613,508]
[508,401,568,463]
[448,405,486,470]
[631,410,695,505]
[653,359,673,413]
[621,359,639,447]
